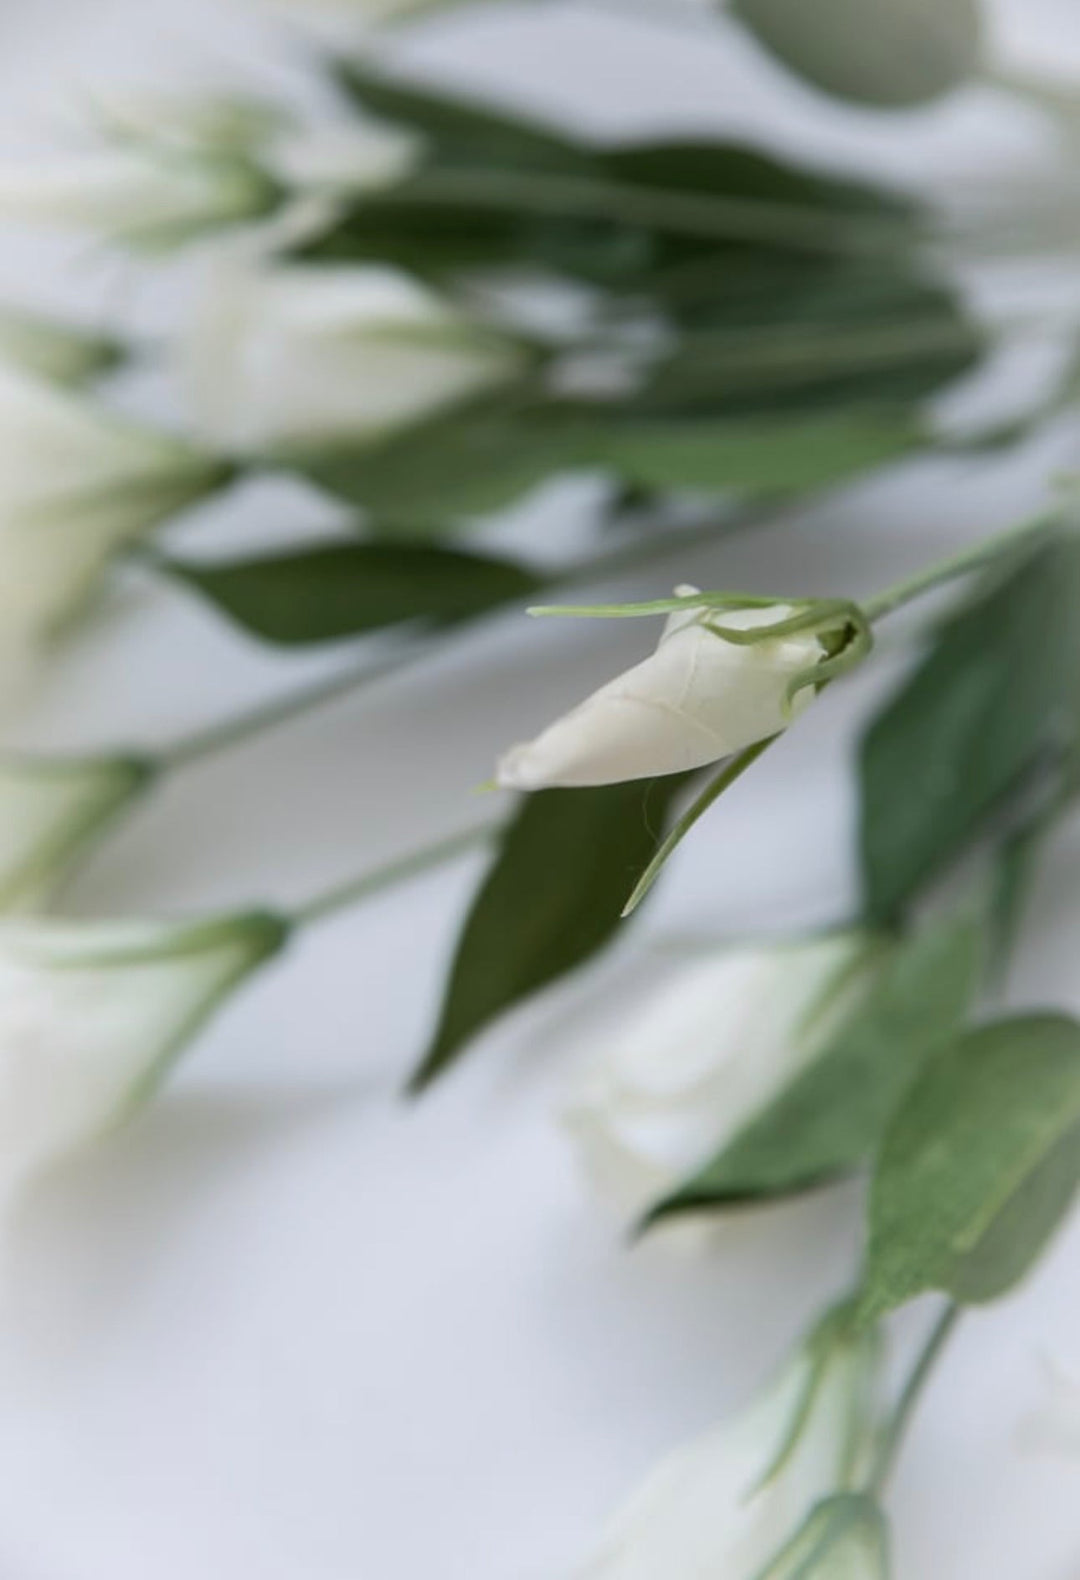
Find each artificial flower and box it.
[579,1318,879,1579]
[0,363,229,647]
[496,594,835,790]
[564,933,877,1217]
[0,754,152,913]
[0,910,285,1206]
[181,259,523,454]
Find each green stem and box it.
[867,1302,961,1496]
[156,510,753,772]
[290,821,497,928]
[862,511,1057,624]
[387,168,909,259]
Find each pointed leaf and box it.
[859,1014,1080,1323]
[164,540,542,645]
[410,776,693,1092]
[858,534,1080,925]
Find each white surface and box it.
[0,3,1077,1578]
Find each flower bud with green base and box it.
[497,590,871,791]
[0,910,288,1211]
[0,754,154,913]
[0,364,233,657]
[182,259,525,456]
[0,306,122,387]
[578,1309,882,1579]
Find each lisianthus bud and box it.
[0,911,285,1206]
[181,259,523,454]
[0,754,151,912]
[0,148,276,251]
[497,595,838,790]
[579,1318,879,1579]
[0,364,228,646]
[564,933,877,1217]
[0,306,120,387]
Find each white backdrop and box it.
[0,2,1078,1577]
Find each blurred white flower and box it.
[98,87,420,198]
[267,118,422,196]
[497,596,830,790]
[564,933,876,1217]
[0,754,151,913]
[95,89,292,157]
[579,1320,879,1579]
[0,910,285,1206]
[0,306,120,387]
[182,259,523,453]
[0,364,228,648]
[0,148,276,250]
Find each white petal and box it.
[182,259,521,453]
[563,934,872,1214]
[497,604,822,789]
[0,912,282,1202]
[581,1338,871,1579]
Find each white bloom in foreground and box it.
[580,1324,879,1580]
[0,910,285,1204]
[0,306,120,387]
[182,260,522,453]
[564,933,875,1217]
[0,754,151,913]
[267,118,422,196]
[96,89,291,157]
[0,148,275,250]
[0,364,228,643]
[497,596,829,790]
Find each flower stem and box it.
[155,509,755,773]
[290,821,498,929]
[862,510,1059,624]
[867,1302,961,1495]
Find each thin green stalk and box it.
[290,821,497,928]
[867,1302,961,1496]
[622,735,778,917]
[387,168,910,259]
[862,511,1058,624]
[156,510,754,772]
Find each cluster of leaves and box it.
[163,64,982,638]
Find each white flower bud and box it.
[564,933,876,1218]
[580,1323,879,1579]
[0,148,276,250]
[181,259,523,454]
[0,754,150,912]
[0,364,227,646]
[0,306,119,387]
[95,90,291,157]
[267,119,422,196]
[0,911,284,1206]
[497,596,828,791]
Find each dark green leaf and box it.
[594,413,917,494]
[302,397,591,528]
[732,0,983,107]
[859,1015,1080,1323]
[165,540,542,645]
[410,776,693,1092]
[646,917,982,1224]
[859,534,1080,925]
